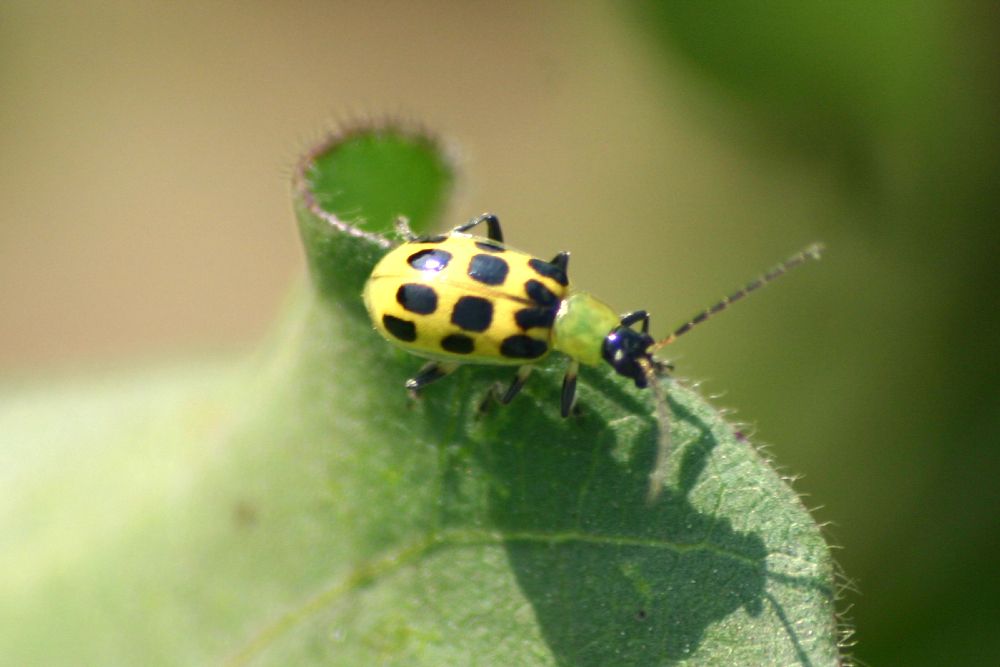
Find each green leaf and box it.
[0,121,839,665]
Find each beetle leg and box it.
[451,213,503,243]
[406,361,459,399]
[620,309,650,333]
[498,365,533,405]
[561,359,580,417]
[549,251,570,275]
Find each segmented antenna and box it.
[650,243,823,353]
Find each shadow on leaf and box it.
[453,367,769,665]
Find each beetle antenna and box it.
[639,357,671,503]
[650,243,823,353]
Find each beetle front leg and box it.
[620,310,650,333]
[561,359,580,417]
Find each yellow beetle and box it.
[364,213,821,498]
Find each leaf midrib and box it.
[226,526,819,666]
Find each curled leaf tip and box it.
[293,118,456,297]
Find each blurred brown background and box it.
[3,2,997,665]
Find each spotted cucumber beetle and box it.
[363,213,822,499]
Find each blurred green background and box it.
[2,2,996,665]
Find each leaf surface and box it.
[0,122,838,666]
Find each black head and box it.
[602,325,657,388]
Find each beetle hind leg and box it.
[406,361,459,399]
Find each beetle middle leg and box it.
[498,365,533,404]
[478,365,533,415]
[451,212,504,243]
[560,359,580,417]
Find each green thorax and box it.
[551,291,620,366]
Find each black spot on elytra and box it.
[407,248,452,272]
[467,254,509,286]
[514,306,556,330]
[451,296,493,332]
[528,258,568,286]
[382,314,417,342]
[441,333,475,354]
[525,279,558,307]
[396,283,438,315]
[475,240,505,253]
[500,335,548,359]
